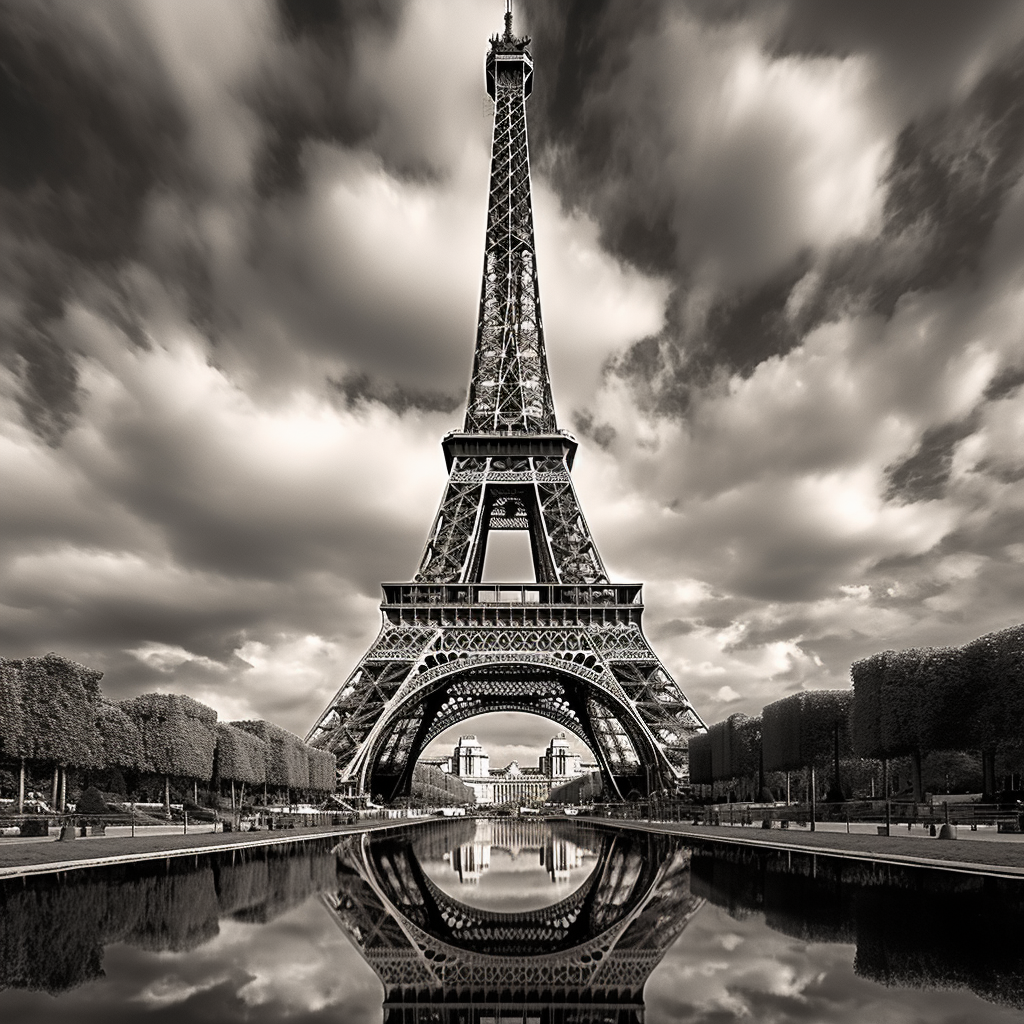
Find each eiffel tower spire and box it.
[416,2,605,586]
[465,0,554,435]
[306,4,705,802]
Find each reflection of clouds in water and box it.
[135,974,229,1007]
[646,904,1023,1024]
[0,899,383,1024]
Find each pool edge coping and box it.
[0,816,436,880]
[580,818,1024,880]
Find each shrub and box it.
[77,786,108,815]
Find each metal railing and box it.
[587,799,1024,833]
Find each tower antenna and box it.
[504,0,513,42]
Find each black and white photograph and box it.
[1,1,1024,1021]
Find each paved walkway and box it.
[0,817,433,880]
[584,818,1024,878]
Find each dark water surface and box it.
[1,819,1022,1023]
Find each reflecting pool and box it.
[1,820,1022,1023]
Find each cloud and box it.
[2,0,1024,749]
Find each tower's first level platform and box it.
[381,582,644,629]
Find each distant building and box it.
[443,733,594,805]
[539,733,582,779]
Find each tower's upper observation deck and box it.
[486,4,533,99]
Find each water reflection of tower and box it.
[542,837,586,884]
[326,823,705,1024]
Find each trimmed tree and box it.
[231,721,310,804]
[214,722,267,809]
[708,719,733,786]
[97,702,148,778]
[940,627,1024,798]
[307,748,337,795]
[852,649,930,800]
[734,716,767,800]
[850,642,1022,800]
[764,690,852,803]
[0,660,28,812]
[687,731,713,788]
[120,694,217,814]
[14,655,105,810]
[705,714,763,798]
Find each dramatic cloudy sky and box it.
[4,0,1024,760]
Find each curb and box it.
[0,816,434,881]
[583,819,1024,880]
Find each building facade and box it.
[432,733,594,806]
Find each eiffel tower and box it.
[307,3,705,801]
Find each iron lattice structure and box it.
[307,7,705,800]
[322,820,704,1023]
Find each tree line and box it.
[688,623,1024,802]
[0,653,336,814]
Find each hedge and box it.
[0,655,104,769]
[687,732,713,786]
[763,690,852,773]
[214,723,267,786]
[307,747,337,793]
[120,694,217,782]
[97,701,147,771]
[231,721,309,790]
